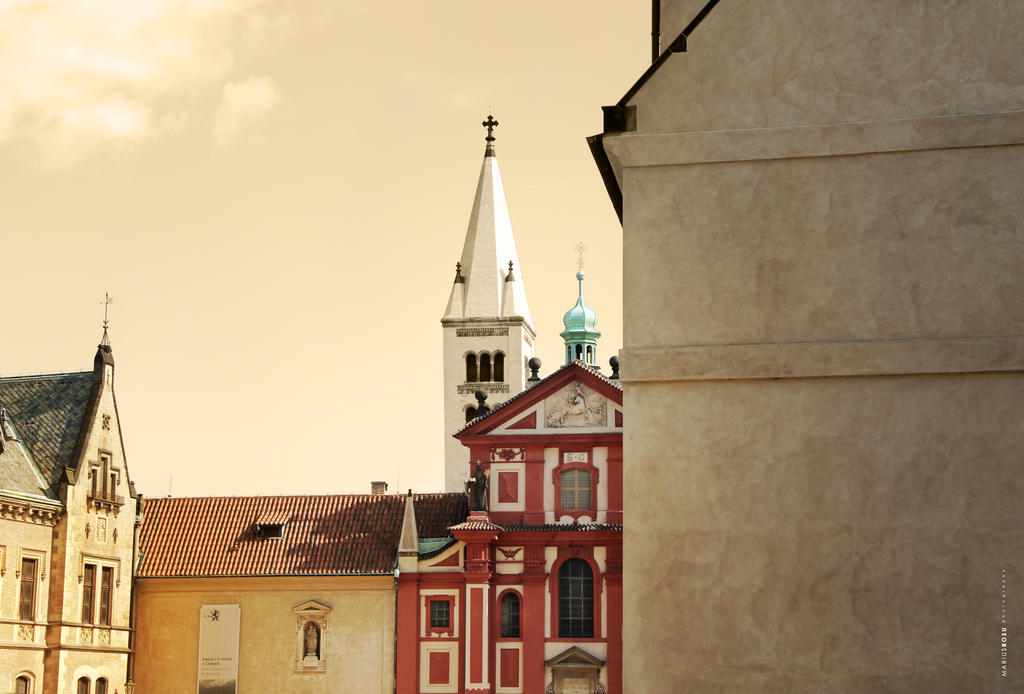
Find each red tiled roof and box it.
[138,493,468,577]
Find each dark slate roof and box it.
[0,372,95,490]
[138,493,468,577]
[456,360,622,435]
[0,417,53,499]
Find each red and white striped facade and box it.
[397,361,623,694]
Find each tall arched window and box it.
[465,405,476,422]
[558,559,594,638]
[465,354,478,382]
[500,592,520,638]
[586,346,593,362]
[493,352,505,382]
[95,679,108,694]
[480,353,491,382]
[574,344,583,360]
[77,677,90,694]
[15,676,31,694]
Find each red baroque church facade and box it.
[397,361,623,694]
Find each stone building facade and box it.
[0,334,139,694]
[590,1,1024,691]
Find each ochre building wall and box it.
[134,576,395,694]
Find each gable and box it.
[458,361,622,438]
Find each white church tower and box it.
[441,115,535,491]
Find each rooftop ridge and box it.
[0,370,92,381]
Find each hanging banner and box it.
[197,604,240,694]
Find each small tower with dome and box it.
[561,268,601,367]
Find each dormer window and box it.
[256,523,285,540]
[254,511,289,540]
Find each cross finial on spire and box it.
[482,114,498,156]
[575,242,588,271]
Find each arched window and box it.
[574,344,583,360]
[95,679,108,694]
[15,676,31,694]
[586,346,593,362]
[493,352,505,382]
[558,559,594,638]
[480,353,491,382]
[561,469,591,510]
[465,354,478,382]
[500,592,520,638]
[465,405,476,422]
[77,677,90,694]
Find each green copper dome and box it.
[561,270,601,366]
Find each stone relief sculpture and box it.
[545,382,607,428]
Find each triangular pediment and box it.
[545,645,605,667]
[291,600,332,617]
[457,361,622,439]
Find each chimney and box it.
[371,481,389,495]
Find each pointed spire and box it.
[95,292,115,367]
[397,489,419,573]
[452,117,533,325]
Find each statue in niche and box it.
[465,462,489,512]
[304,621,320,659]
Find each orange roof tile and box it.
[138,493,467,577]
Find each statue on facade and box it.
[304,622,319,658]
[465,461,489,512]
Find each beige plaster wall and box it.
[637,0,1024,134]
[625,375,1022,692]
[134,576,395,694]
[606,1,1024,691]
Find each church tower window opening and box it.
[465,354,478,382]
[96,678,108,694]
[480,353,491,382]
[558,559,594,638]
[15,675,31,694]
[493,352,505,382]
[77,678,90,694]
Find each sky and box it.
[0,0,648,497]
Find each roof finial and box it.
[100,292,113,347]
[454,261,465,283]
[482,114,498,157]
[575,241,587,272]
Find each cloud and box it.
[0,0,289,170]
[212,76,279,148]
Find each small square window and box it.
[429,599,450,629]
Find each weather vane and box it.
[575,242,588,272]
[101,292,113,329]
